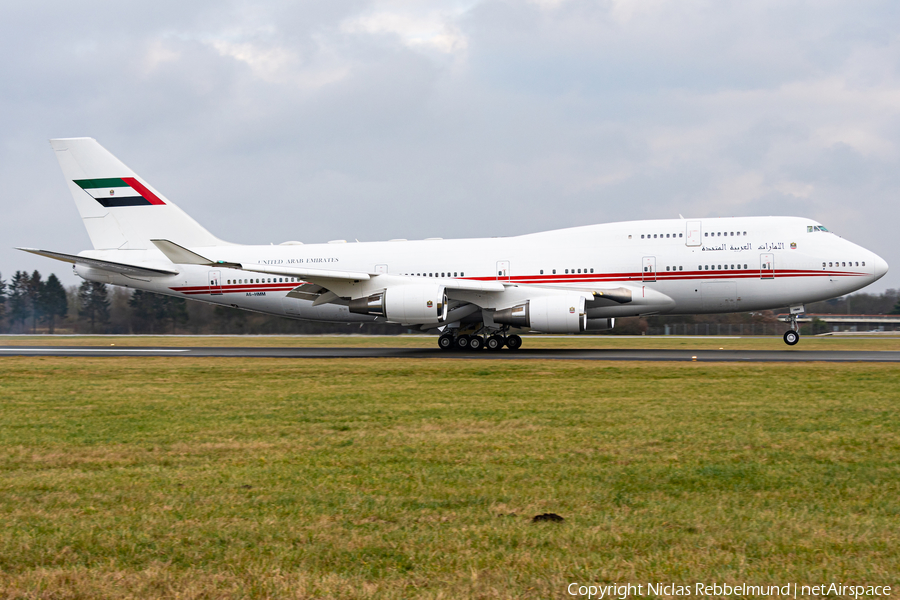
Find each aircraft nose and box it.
[873,253,889,280]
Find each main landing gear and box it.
[438,332,522,351]
[783,313,800,346]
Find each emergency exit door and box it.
[496,260,510,281]
[760,254,774,279]
[208,270,223,295]
[642,256,657,282]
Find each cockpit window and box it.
[807,225,830,233]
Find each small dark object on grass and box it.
[532,513,564,523]
[241,484,253,489]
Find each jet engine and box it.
[349,284,447,324]
[585,317,615,331]
[492,294,587,333]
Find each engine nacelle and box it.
[349,284,447,324]
[492,294,587,333]
[585,317,615,331]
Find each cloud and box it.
[1,0,899,292]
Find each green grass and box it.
[0,357,898,598]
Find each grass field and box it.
[0,356,898,598]
[3,333,900,351]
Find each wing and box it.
[151,238,505,293]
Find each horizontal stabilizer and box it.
[17,248,179,277]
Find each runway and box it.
[2,346,900,362]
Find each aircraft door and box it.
[375,264,388,274]
[642,256,657,282]
[496,260,510,281]
[686,221,702,246]
[760,254,774,279]
[208,270,223,295]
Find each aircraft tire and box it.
[506,334,522,350]
[438,334,455,350]
[456,335,471,350]
[468,336,484,351]
[783,330,800,346]
[486,335,504,351]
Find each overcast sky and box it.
[2,0,899,293]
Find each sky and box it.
[2,0,899,293]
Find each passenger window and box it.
[590,268,594,273]
[577,268,581,273]
[679,266,683,271]
[666,266,670,271]
[704,232,708,237]
[666,234,670,238]
[861,262,865,267]
[641,235,645,239]
[828,262,832,267]
[552,269,556,274]
[679,233,683,237]
[654,234,657,238]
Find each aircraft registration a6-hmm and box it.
[21,138,889,349]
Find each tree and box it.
[129,290,189,333]
[26,270,42,333]
[891,300,900,315]
[0,272,6,332]
[8,271,32,333]
[39,274,68,334]
[78,281,110,333]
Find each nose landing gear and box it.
[783,329,800,345]
[783,311,801,346]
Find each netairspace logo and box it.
[567,582,893,599]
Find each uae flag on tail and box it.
[74,177,165,207]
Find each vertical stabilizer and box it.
[50,138,227,250]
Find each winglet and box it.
[151,239,241,269]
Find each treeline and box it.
[0,270,898,335]
[0,270,403,335]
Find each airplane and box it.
[20,138,889,349]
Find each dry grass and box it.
[2,333,900,351]
[0,357,898,598]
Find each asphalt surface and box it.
[2,346,900,362]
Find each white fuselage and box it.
[77,216,888,326]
